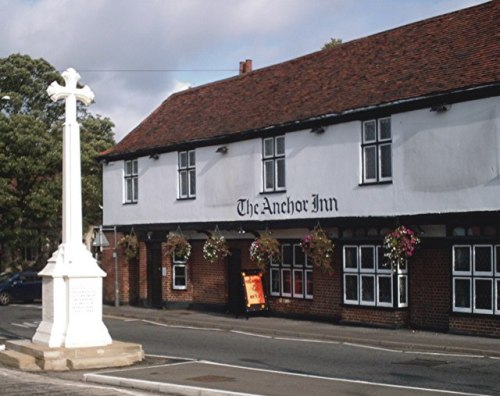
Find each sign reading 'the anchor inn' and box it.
[236,194,338,218]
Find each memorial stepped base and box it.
[0,339,143,371]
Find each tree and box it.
[0,54,115,271]
[322,37,343,50]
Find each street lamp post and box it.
[93,225,120,308]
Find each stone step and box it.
[1,339,144,371]
[0,348,40,371]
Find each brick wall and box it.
[449,315,500,337]
[341,307,409,327]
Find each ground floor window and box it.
[172,256,187,290]
[343,245,407,308]
[452,244,499,315]
[270,242,312,299]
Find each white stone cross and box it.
[33,68,111,348]
[47,68,94,248]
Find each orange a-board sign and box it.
[241,270,268,312]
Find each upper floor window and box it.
[361,118,392,184]
[124,159,138,203]
[178,150,196,199]
[262,136,285,192]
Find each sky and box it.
[0,0,488,142]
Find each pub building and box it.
[98,2,500,337]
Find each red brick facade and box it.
[101,237,499,338]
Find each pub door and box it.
[147,242,163,308]
[227,248,243,315]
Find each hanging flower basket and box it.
[119,233,139,261]
[383,225,420,271]
[165,232,192,261]
[203,234,230,264]
[249,233,280,270]
[301,226,334,274]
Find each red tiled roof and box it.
[107,1,499,157]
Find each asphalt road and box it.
[1,304,499,396]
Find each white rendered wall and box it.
[103,96,500,226]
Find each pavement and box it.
[2,305,500,395]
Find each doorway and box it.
[147,242,163,308]
[227,248,243,315]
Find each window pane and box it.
[306,270,313,297]
[180,171,188,197]
[399,276,407,305]
[454,247,471,272]
[282,244,293,266]
[132,159,138,174]
[363,146,377,181]
[133,177,138,202]
[174,266,186,287]
[294,270,303,296]
[474,279,492,311]
[360,247,375,270]
[188,150,195,167]
[454,278,471,309]
[264,160,274,190]
[294,244,306,266]
[189,169,196,197]
[497,280,500,312]
[379,144,392,179]
[378,276,392,304]
[363,120,376,142]
[179,152,187,168]
[282,269,291,294]
[344,247,358,270]
[125,160,132,176]
[379,118,391,140]
[474,246,492,273]
[271,269,280,294]
[126,179,133,202]
[263,138,274,158]
[361,276,375,303]
[276,158,286,189]
[275,136,285,156]
[345,274,358,302]
[377,246,390,270]
[496,246,500,274]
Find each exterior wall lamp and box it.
[310,126,325,134]
[216,146,228,154]
[430,104,449,112]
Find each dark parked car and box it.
[0,271,42,305]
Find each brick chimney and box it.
[239,59,253,75]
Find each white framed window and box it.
[262,136,285,192]
[270,241,311,299]
[343,244,402,308]
[452,244,499,315]
[361,118,392,184]
[124,159,138,203]
[172,255,187,290]
[178,150,196,199]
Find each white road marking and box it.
[11,323,30,329]
[136,317,496,360]
[200,360,494,396]
[230,330,272,338]
[141,319,222,332]
[342,342,402,353]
